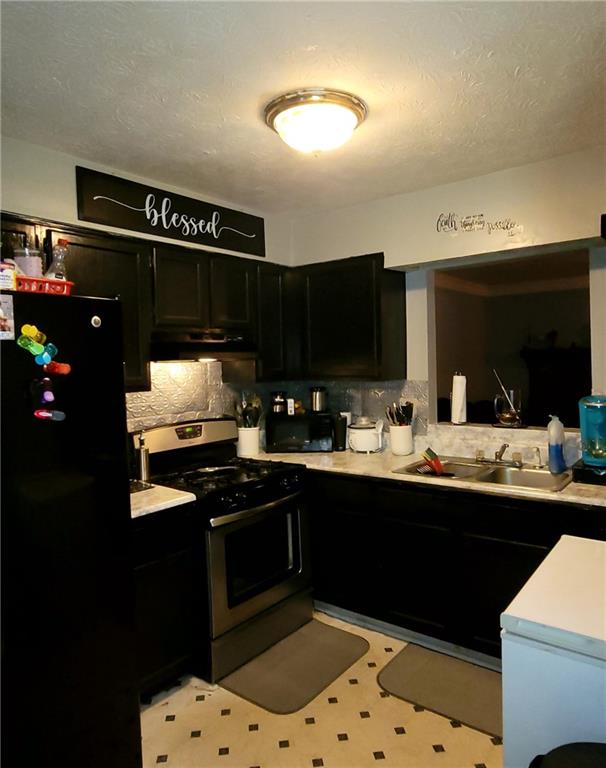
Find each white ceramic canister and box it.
[237,427,260,457]
[389,424,413,456]
[348,417,383,453]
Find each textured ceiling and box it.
[2,2,605,215]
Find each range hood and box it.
[151,330,257,382]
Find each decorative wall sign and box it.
[436,212,521,237]
[76,166,265,257]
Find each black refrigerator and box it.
[1,291,142,768]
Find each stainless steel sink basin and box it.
[442,461,489,479]
[473,465,572,492]
[394,456,572,492]
[394,456,482,479]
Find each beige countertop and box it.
[128,451,606,519]
[130,484,196,519]
[263,450,606,507]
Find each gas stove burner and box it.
[195,466,239,474]
[152,455,304,501]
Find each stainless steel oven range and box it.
[134,418,312,682]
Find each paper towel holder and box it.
[451,371,467,425]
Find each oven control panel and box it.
[175,424,203,439]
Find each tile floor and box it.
[140,613,503,768]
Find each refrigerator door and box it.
[1,292,142,768]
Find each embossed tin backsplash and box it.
[125,362,429,435]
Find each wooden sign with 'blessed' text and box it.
[76,166,265,257]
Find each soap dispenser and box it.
[547,415,566,475]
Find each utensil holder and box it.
[390,424,413,456]
[238,427,260,457]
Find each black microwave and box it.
[265,413,334,453]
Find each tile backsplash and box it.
[126,361,225,432]
[125,364,581,465]
[424,422,581,467]
[125,361,429,435]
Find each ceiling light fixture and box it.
[264,88,368,153]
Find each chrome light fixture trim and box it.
[264,88,368,129]
[263,88,368,152]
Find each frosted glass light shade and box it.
[265,89,367,153]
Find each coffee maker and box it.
[573,395,606,485]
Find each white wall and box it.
[0,136,293,265]
[290,146,606,269]
[590,246,606,394]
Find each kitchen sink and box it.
[394,456,484,479]
[473,465,572,492]
[394,456,572,492]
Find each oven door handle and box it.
[208,490,303,528]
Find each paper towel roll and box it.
[451,373,467,424]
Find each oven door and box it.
[206,491,311,638]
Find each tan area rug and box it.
[378,643,502,737]
[221,618,370,714]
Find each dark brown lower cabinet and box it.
[459,532,548,655]
[375,510,453,641]
[132,505,195,697]
[308,472,605,658]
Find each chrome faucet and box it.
[495,443,509,462]
[530,446,544,468]
[475,442,523,468]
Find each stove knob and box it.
[218,493,235,510]
[280,476,294,491]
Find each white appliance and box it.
[348,417,384,453]
[501,535,606,768]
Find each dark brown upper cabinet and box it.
[0,216,42,256]
[256,262,288,380]
[47,228,153,392]
[153,245,210,329]
[152,249,257,338]
[299,253,406,380]
[208,253,257,334]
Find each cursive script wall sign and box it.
[436,211,521,237]
[76,166,265,257]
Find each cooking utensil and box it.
[387,400,413,426]
[235,393,262,428]
[493,368,519,419]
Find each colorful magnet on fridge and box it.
[34,342,58,366]
[34,409,66,422]
[43,361,71,375]
[31,377,55,405]
[17,334,45,356]
[21,324,47,344]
